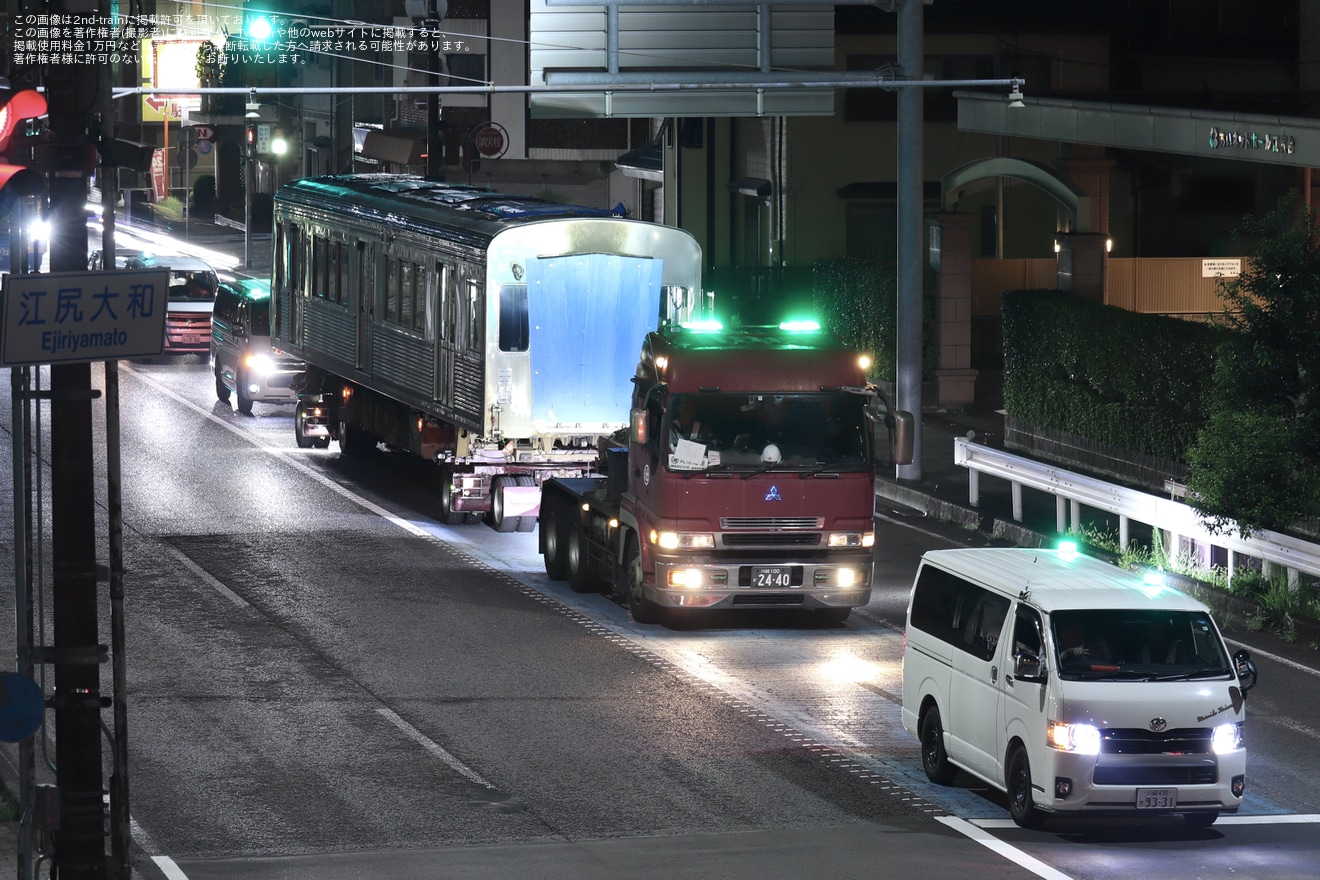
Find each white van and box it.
[901,545,1258,828]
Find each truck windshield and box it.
[1050,609,1232,681]
[666,392,868,471]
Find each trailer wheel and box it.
[567,519,599,593]
[624,536,662,625]
[338,419,372,456]
[541,499,569,580]
[437,476,466,526]
[513,475,537,533]
[487,475,520,533]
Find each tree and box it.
[1186,193,1320,534]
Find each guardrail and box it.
[954,436,1320,587]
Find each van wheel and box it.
[215,369,231,404]
[236,373,254,415]
[541,500,569,580]
[566,520,599,594]
[1007,746,1046,829]
[625,536,663,624]
[920,705,959,785]
[1183,811,1219,828]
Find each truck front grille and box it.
[720,516,823,529]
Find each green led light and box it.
[1057,539,1079,560]
[682,319,723,332]
[779,319,821,332]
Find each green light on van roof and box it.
[681,319,724,333]
[779,319,821,332]
[1056,539,1080,561]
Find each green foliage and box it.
[1185,193,1320,534]
[1002,290,1229,461]
[812,259,896,381]
[1230,569,1320,642]
[811,258,936,383]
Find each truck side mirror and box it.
[890,410,914,466]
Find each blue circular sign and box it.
[0,673,45,743]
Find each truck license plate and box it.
[751,566,792,588]
[1136,788,1176,810]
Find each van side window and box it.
[909,565,976,647]
[963,593,1010,661]
[1013,606,1043,661]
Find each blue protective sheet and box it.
[527,254,662,425]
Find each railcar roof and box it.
[276,174,625,236]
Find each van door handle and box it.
[990,665,998,683]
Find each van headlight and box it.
[244,353,276,375]
[1212,722,1243,754]
[1047,720,1102,755]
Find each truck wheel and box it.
[236,372,254,415]
[815,607,851,624]
[541,499,569,580]
[215,369,231,404]
[567,520,599,594]
[437,476,466,525]
[920,704,958,785]
[624,537,662,625]
[487,475,519,533]
[1183,811,1219,828]
[1007,746,1046,829]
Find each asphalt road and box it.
[1,357,1319,880]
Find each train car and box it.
[269,174,704,529]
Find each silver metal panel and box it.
[958,92,1320,168]
[530,0,834,117]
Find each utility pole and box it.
[44,0,110,874]
[895,0,924,480]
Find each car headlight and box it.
[1047,720,1102,755]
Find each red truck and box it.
[537,319,913,623]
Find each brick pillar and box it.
[1056,232,1108,303]
[928,213,977,409]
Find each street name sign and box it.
[2,269,172,366]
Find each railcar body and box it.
[270,174,704,527]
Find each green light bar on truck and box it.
[778,319,821,332]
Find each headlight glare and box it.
[1047,720,1101,755]
[1212,722,1243,754]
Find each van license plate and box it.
[752,566,792,588]
[1136,788,1177,810]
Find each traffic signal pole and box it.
[44,0,110,875]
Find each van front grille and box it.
[1102,728,1214,755]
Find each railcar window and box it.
[466,279,481,350]
[328,240,343,305]
[399,261,415,330]
[424,262,439,339]
[498,284,528,352]
[384,255,399,324]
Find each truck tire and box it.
[567,519,600,593]
[541,499,569,580]
[624,536,662,624]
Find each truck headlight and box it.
[1047,720,1102,755]
[652,530,714,550]
[244,353,276,375]
[827,532,874,548]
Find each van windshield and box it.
[1050,609,1232,681]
